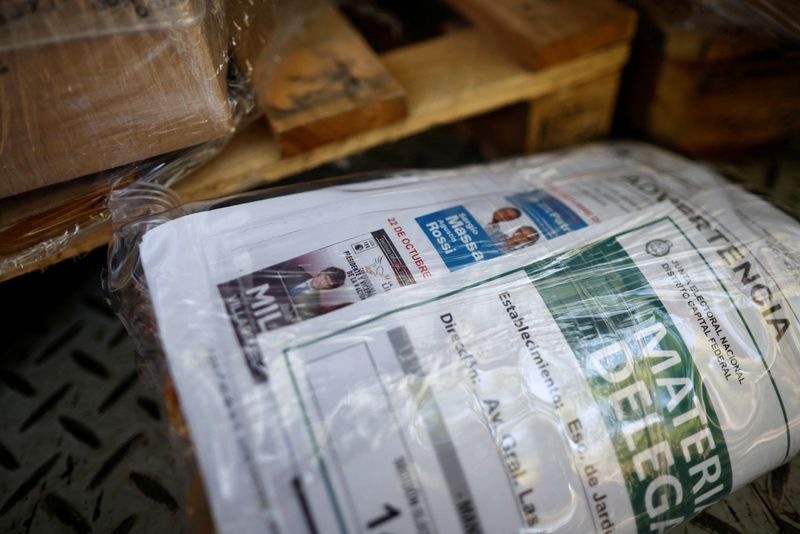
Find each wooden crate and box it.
[621,0,800,156]
[0,0,637,283]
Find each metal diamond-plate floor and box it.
[0,251,186,534]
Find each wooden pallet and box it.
[0,0,636,283]
[621,0,800,156]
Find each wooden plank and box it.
[621,0,799,156]
[179,33,630,200]
[0,171,126,279]
[443,0,637,68]
[525,71,621,152]
[636,56,800,155]
[262,3,408,156]
[451,70,621,158]
[0,32,631,282]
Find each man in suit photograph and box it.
[503,226,540,251]
[484,207,522,249]
[280,265,347,320]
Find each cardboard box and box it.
[0,0,234,199]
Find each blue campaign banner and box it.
[416,205,502,271]
[506,189,587,240]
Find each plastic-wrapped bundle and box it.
[3,0,225,197]
[0,0,311,277]
[110,143,800,533]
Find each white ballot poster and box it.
[131,145,800,533]
[180,145,725,382]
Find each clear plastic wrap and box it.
[701,0,800,46]
[109,142,800,533]
[628,0,800,55]
[2,0,229,197]
[0,0,316,278]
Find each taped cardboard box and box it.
[0,0,234,199]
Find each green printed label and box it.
[527,237,732,533]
